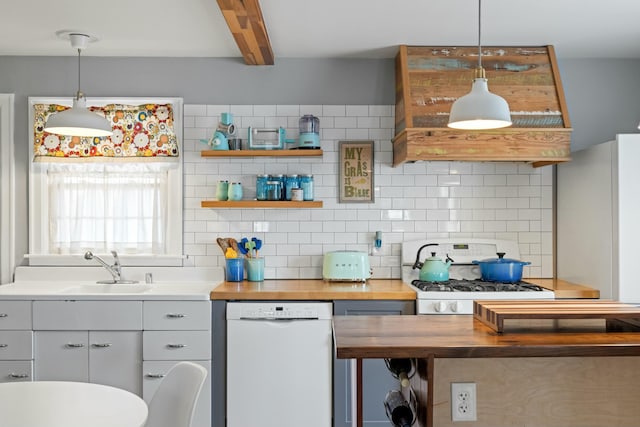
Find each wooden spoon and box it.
[228,238,239,253]
[216,237,230,255]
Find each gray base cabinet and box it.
[333,300,415,427]
[34,330,142,393]
[142,301,211,427]
[0,301,33,382]
[32,301,143,395]
[1,298,212,427]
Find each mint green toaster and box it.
[322,251,371,283]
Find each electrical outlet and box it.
[451,382,477,422]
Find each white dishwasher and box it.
[227,302,333,427]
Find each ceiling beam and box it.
[216,0,275,65]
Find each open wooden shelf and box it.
[201,200,323,208]
[200,149,322,158]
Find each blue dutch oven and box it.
[472,252,531,283]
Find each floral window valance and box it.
[33,103,179,160]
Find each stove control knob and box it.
[450,301,460,313]
[434,301,448,313]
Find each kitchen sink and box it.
[59,283,153,294]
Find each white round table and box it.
[0,381,148,427]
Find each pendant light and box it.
[44,32,113,137]
[447,0,512,130]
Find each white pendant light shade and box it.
[43,31,113,137]
[447,0,512,130]
[44,96,113,137]
[448,76,512,130]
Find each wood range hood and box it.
[393,45,572,167]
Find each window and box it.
[28,97,183,266]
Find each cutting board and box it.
[473,300,640,333]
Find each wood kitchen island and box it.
[333,314,640,427]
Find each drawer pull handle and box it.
[91,343,112,348]
[166,313,186,318]
[0,344,8,348]
[65,343,85,348]
[9,373,29,379]
[0,313,7,318]
[166,343,187,349]
[145,373,166,379]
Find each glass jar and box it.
[265,181,282,201]
[269,174,286,200]
[284,174,299,201]
[299,174,314,201]
[256,174,268,201]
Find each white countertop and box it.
[0,281,218,300]
[0,266,223,300]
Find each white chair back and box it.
[145,361,207,427]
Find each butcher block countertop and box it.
[210,279,416,300]
[333,314,640,359]
[524,278,600,298]
[210,278,597,300]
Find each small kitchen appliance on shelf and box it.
[323,251,371,283]
[402,238,554,314]
[201,112,235,150]
[296,114,320,149]
[247,127,295,150]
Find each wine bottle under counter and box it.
[384,358,415,387]
[383,389,416,427]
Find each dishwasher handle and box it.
[238,316,320,321]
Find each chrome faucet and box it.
[84,250,136,284]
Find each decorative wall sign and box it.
[339,140,374,203]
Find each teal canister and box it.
[216,180,229,201]
[269,174,285,200]
[265,181,281,201]
[285,174,299,201]
[299,174,314,201]
[227,182,243,201]
[256,175,268,201]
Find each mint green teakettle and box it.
[412,243,453,282]
[420,252,452,281]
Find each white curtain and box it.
[47,162,170,255]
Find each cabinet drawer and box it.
[33,301,143,330]
[0,301,32,330]
[144,301,211,330]
[0,360,33,382]
[143,331,211,360]
[0,331,33,360]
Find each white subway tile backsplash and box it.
[438,175,461,186]
[184,104,554,278]
[184,104,207,116]
[357,116,380,128]
[195,116,218,128]
[346,105,369,116]
[253,105,277,116]
[345,128,370,139]
[495,163,519,174]
[334,117,357,128]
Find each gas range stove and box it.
[411,279,547,293]
[402,238,555,314]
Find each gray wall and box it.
[558,58,640,151]
[1,55,639,268]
